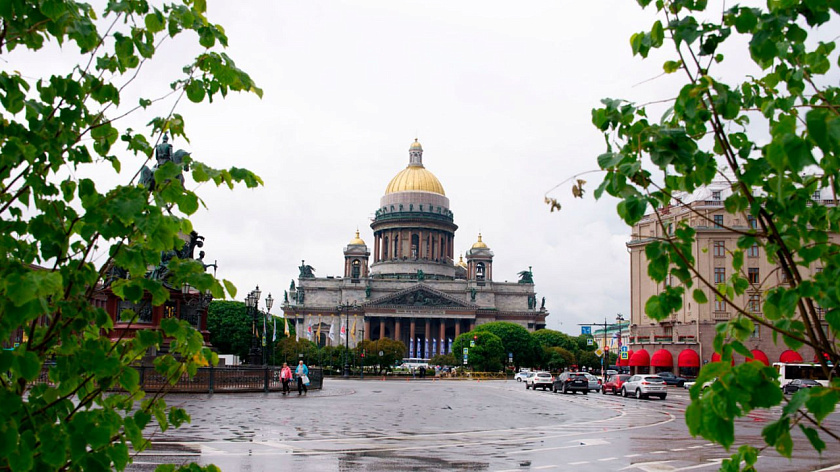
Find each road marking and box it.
[507,438,609,454]
[670,448,687,451]
[814,465,840,472]
[686,446,704,449]
[625,454,641,458]
[598,457,618,461]
[672,458,725,471]
[534,466,558,470]
[651,450,668,454]
[569,461,589,465]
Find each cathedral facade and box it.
[282,140,548,358]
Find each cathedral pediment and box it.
[365,284,475,309]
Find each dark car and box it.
[553,372,589,394]
[656,371,687,387]
[602,374,631,395]
[782,378,821,394]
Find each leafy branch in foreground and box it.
[586,0,840,469]
[1,1,262,470]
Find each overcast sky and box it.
[172,1,679,335]
[24,1,766,334]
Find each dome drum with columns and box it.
[283,140,548,355]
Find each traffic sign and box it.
[594,348,604,357]
[470,340,475,347]
[587,339,593,346]
[620,352,629,360]
[621,345,629,353]
[581,326,591,335]
[463,348,468,355]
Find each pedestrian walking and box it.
[280,362,293,395]
[296,360,309,395]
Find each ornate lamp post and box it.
[337,301,359,378]
[246,286,262,365]
[264,293,274,365]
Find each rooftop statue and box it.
[299,260,316,278]
[139,133,191,191]
[517,267,534,284]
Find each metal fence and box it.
[35,365,324,394]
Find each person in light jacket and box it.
[296,360,309,395]
[280,363,293,395]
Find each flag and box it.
[351,316,357,343]
[316,316,322,341]
[416,338,420,358]
[448,338,452,354]
[307,320,312,340]
[284,317,291,337]
[432,338,437,357]
[340,318,346,337]
[409,335,415,357]
[272,316,277,342]
[328,317,335,343]
[425,338,429,358]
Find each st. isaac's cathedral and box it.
[282,140,548,358]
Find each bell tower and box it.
[466,233,494,284]
[344,230,370,281]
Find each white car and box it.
[621,374,667,400]
[526,371,554,391]
[514,369,532,382]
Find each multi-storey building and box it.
[627,178,835,376]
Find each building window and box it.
[749,293,761,313]
[351,259,361,279]
[747,243,759,258]
[476,262,485,281]
[748,267,759,284]
[813,189,821,201]
[714,214,724,228]
[713,240,725,257]
[714,297,726,312]
[712,190,721,200]
[752,325,760,338]
[748,215,757,229]
[714,267,726,284]
[780,269,791,283]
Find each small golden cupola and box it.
[457,254,468,269]
[471,233,488,249]
[348,229,366,246]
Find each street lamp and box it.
[616,313,625,372]
[264,293,274,365]
[337,301,359,378]
[246,285,264,365]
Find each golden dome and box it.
[410,138,423,150]
[456,254,467,269]
[348,229,366,246]
[384,167,445,195]
[471,233,488,249]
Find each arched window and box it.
[411,234,419,259]
[393,235,399,258]
[476,262,485,280]
[383,237,389,260]
[352,259,361,279]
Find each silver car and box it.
[621,374,667,399]
[583,373,603,393]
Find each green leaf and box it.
[806,387,839,423]
[185,79,205,103]
[800,425,826,453]
[693,288,708,304]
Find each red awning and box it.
[779,350,803,363]
[618,349,634,367]
[629,348,650,367]
[678,349,700,368]
[710,352,735,365]
[651,349,674,368]
[747,349,770,366]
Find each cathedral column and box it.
[379,318,386,340]
[394,319,401,345]
[419,230,425,259]
[424,320,431,357]
[364,318,371,340]
[455,320,461,338]
[374,234,380,263]
[409,319,416,353]
[439,320,445,346]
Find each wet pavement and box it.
[128,379,840,471]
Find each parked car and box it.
[553,372,589,394]
[656,371,687,387]
[684,378,716,390]
[514,369,532,382]
[622,374,668,399]
[602,374,632,395]
[526,371,554,391]
[782,378,821,394]
[583,373,602,392]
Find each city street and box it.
[130,379,840,471]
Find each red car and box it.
[602,374,631,395]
